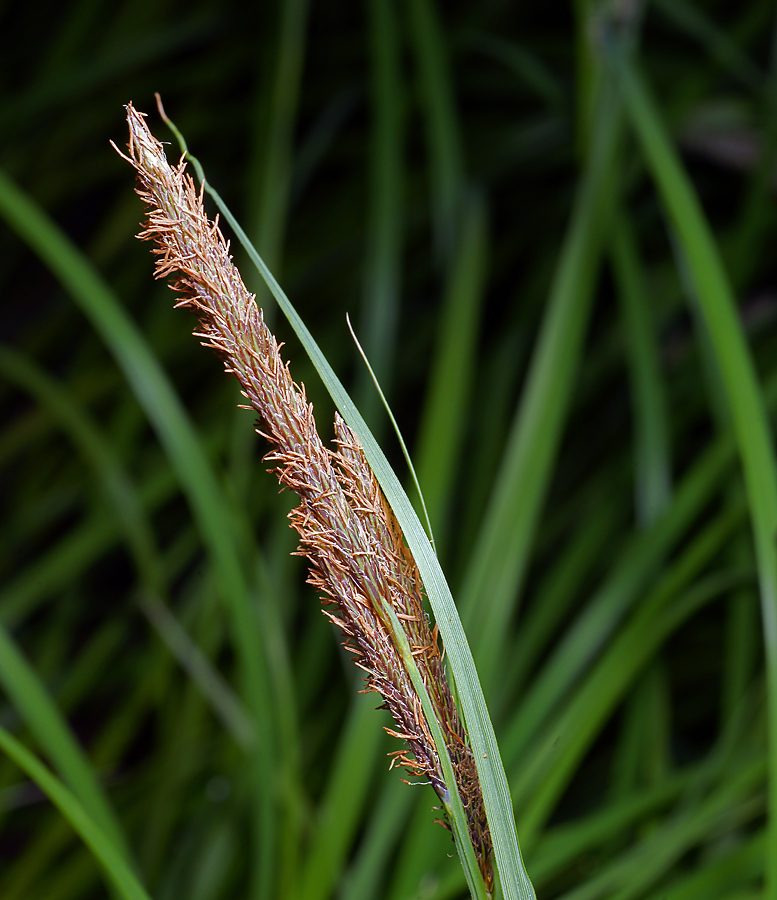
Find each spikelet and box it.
[115,103,493,891]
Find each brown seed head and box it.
[116,102,493,890]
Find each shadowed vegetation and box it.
[2,2,777,899]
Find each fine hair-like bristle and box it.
[116,101,493,890]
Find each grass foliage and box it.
[2,1,777,898]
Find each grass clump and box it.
[1,2,777,899]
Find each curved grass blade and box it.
[0,165,278,899]
[414,190,488,552]
[159,104,535,899]
[356,0,404,419]
[406,0,465,258]
[613,47,777,897]
[0,726,153,900]
[610,210,672,525]
[457,78,621,704]
[0,627,131,864]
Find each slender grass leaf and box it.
[458,76,621,695]
[415,190,488,551]
[0,727,153,900]
[617,51,777,895]
[0,166,279,899]
[406,0,465,258]
[0,627,131,863]
[357,0,404,415]
[161,113,535,899]
[611,210,673,524]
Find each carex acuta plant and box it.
[115,104,494,894]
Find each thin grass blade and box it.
[617,51,777,896]
[0,727,153,900]
[161,113,536,899]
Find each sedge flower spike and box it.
[116,103,493,891]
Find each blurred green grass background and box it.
[3,1,777,898]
